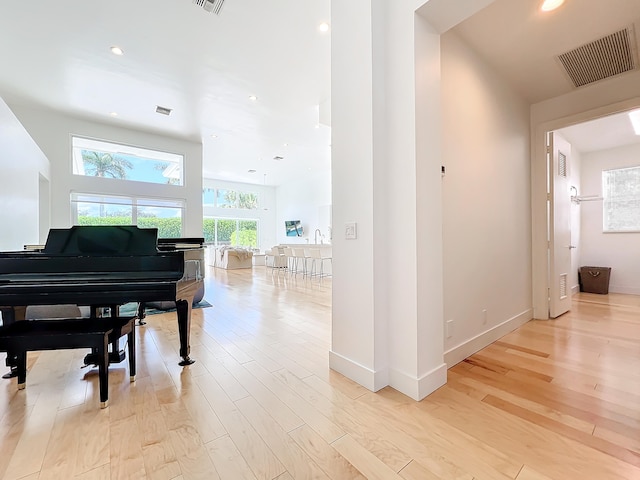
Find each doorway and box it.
[536,104,640,318]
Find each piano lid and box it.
[43,226,159,256]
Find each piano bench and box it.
[0,316,137,408]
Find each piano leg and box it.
[176,299,195,366]
[137,302,147,325]
[15,351,26,389]
[98,332,110,409]
[2,306,25,379]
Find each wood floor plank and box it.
[447,370,597,434]
[331,433,403,480]
[219,355,305,433]
[288,425,366,479]
[243,361,345,443]
[168,424,221,480]
[235,395,331,479]
[204,434,258,480]
[194,373,286,480]
[358,390,520,480]
[481,393,640,468]
[398,459,460,480]
[418,384,640,479]
[515,465,556,480]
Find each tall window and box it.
[72,136,184,186]
[203,218,258,248]
[602,166,640,232]
[202,188,258,209]
[71,193,185,238]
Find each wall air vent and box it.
[192,0,225,15]
[557,27,638,88]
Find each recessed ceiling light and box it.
[541,0,564,12]
[110,46,124,56]
[210,134,218,138]
[249,95,257,101]
[109,112,118,117]
[318,22,330,33]
[283,143,289,147]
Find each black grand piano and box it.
[0,225,204,377]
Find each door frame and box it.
[531,98,640,319]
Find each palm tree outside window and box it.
[71,136,184,186]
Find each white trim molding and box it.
[444,309,533,368]
[329,350,389,393]
[329,351,447,401]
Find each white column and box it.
[331,0,437,400]
[330,0,498,400]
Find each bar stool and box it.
[264,248,276,269]
[308,248,322,277]
[291,248,308,276]
[282,247,294,273]
[319,248,332,277]
[309,248,331,278]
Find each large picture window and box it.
[602,166,640,232]
[71,193,184,238]
[72,136,184,186]
[203,217,258,248]
[202,188,258,209]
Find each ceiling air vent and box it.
[273,156,284,161]
[192,0,225,15]
[155,105,172,116]
[557,27,638,88]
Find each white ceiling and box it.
[0,0,331,186]
[1,0,640,188]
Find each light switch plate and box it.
[345,222,357,240]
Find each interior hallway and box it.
[0,265,639,479]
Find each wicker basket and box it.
[579,266,611,294]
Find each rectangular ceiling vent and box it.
[557,27,637,88]
[192,0,225,15]
[155,105,172,116]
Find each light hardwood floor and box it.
[1,268,639,479]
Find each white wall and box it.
[8,105,204,237]
[579,143,640,295]
[440,32,532,366]
[0,97,49,250]
[276,170,331,246]
[202,177,278,250]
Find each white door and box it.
[548,131,572,318]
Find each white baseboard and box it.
[388,363,447,401]
[609,285,640,295]
[329,351,448,401]
[329,350,388,392]
[571,284,580,295]
[443,308,533,368]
